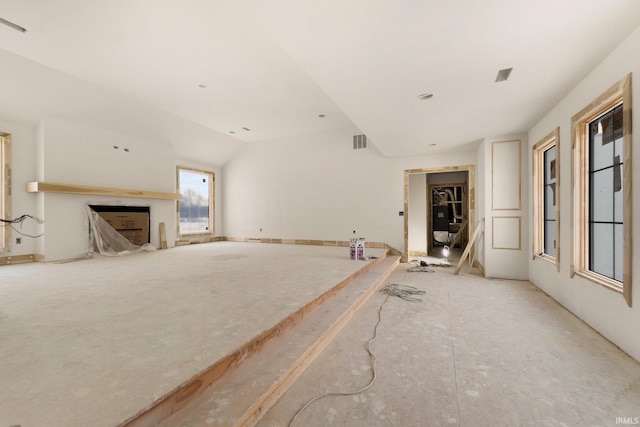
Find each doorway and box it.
[429,182,467,253]
[404,165,475,263]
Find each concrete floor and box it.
[0,242,386,427]
[259,262,640,427]
[3,243,639,426]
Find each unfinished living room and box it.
[1,2,640,426]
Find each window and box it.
[177,167,214,236]
[533,128,559,269]
[0,132,11,252]
[571,74,632,306]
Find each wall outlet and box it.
[16,237,21,244]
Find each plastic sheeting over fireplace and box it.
[89,205,150,246]
[87,205,155,256]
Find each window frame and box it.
[571,74,632,306]
[532,128,560,270]
[0,132,11,252]
[176,166,215,237]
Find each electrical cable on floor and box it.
[381,283,426,302]
[410,258,452,268]
[408,266,434,273]
[288,283,425,427]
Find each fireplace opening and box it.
[89,205,150,245]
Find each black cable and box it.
[10,225,44,238]
[0,214,44,238]
[407,266,435,273]
[0,214,43,224]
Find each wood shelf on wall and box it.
[25,182,181,201]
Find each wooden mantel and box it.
[25,182,181,201]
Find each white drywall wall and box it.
[408,173,426,254]
[36,117,179,261]
[528,24,640,362]
[0,119,39,257]
[222,126,477,254]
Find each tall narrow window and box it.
[177,167,214,236]
[572,74,632,307]
[589,105,623,281]
[0,132,11,252]
[533,128,559,269]
[543,146,557,256]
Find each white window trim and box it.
[532,128,560,270]
[571,73,632,307]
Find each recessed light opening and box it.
[418,93,434,100]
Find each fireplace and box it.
[89,205,150,245]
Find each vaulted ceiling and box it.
[1,0,639,166]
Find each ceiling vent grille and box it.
[353,134,368,150]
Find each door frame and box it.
[403,165,475,263]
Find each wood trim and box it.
[532,128,560,271]
[571,73,632,306]
[25,181,181,200]
[234,256,400,426]
[454,218,484,275]
[1,133,11,252]
[175,236,402,257]
[449,219,468,249]
[176,166,215,236]
[118,254,390,427]
[474,260,485,277]
[492,216,521,250]
[404,165,475,263]
[175,236,225,246]
[159,222,168,250]
[491,139,522,211]
[622,74,633,307]
[0,253,39,265]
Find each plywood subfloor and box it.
[260,263,640,426]
[0,242,386,427]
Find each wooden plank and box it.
[233,256,400,427]
[448,220,468,249]
[159,223,168,250]
[454,218,484,275]
[25,181,181,201]
[119,254,390,427]
[0,254,38,265]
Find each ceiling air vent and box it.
[495,67,513,82]
[353,134,368,150]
